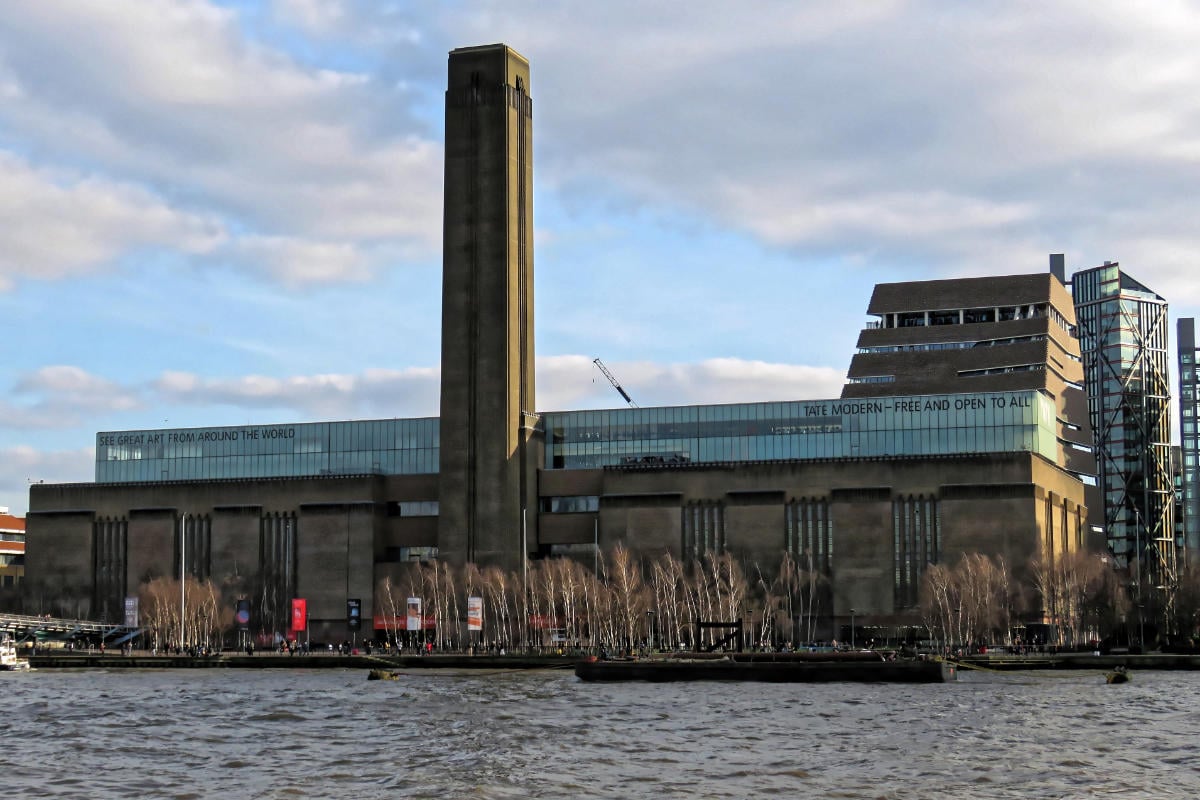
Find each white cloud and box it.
[271,0,349,34]
[3,0,1200,294]
[233,236,373,285]
[469,0,1200,283]
[0,153,223,289]
[152,366,442,418]
[4,367,143,428]
[0,445,95,518]
[0,0,442,284]
[269,0,424,46]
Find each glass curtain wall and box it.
[542,390,1057,470]
[97,418,440,482]
[1179,319,1200,563]
[1072,263,1175,585]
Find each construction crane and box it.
[593,358,638,407]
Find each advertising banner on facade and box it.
[347,598,361,630]
[236,599,251,631]
[291,598,307,632]
[373,614,401,632]
[123,596,138,628]
[467,596,483,631]
[406,597,423,631]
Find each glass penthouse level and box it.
[97,390,1059,482]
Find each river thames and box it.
[3,666,1198,799]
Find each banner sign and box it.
[123,596,138,628]
[406,597,423,631]
[347,598,361,630]
[236,599,251,630]
[379,618,436,628]
[467,596,483,631]
[291,598,307,632]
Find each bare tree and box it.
[607,543,647,649]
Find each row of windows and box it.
[93,392,1057,483]
[386,501,440,517]
[881,304,1052,329]
[540,496,600,513]
[545,392,1055,469]
[98,419,439,474]
[958,364,1045,378]
[546,392,1047,442]
[858,334,1050,355]
[97,450,439,482]
[382,546,439,563]
[549,425,1052,469]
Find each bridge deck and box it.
[0,613,141,644]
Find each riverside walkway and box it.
[954,651,1200,672]
[22,648,1200,672]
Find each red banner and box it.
[374,614,435,630]
[291,598,307,632]
[374,614,402,631]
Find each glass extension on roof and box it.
[96,418,439,482]
[95,390,1057,483]
[540,390,1057,469]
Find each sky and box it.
[3,1,1200,517]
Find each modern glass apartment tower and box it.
[438,45,538,569]
[1072,263,1174,586]
[1178,319,1199,563]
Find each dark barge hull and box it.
[575,657,955,683]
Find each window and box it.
[540,496,600,513]
[386,501,439,517]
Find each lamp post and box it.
[522,508,528,653]
[1156,584,1172,648]
[179,512,187,651]
[850,608,856,650]
[1136,600,1146,651]
[646,610,656,652]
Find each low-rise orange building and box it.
[0,507,26,592]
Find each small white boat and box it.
[1,637,30,671]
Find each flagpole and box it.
[179,512,187,650]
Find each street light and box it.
[850,608,856,650]
[646,610,656,652]
[1156,584,1173,648]
[179,512,187,651]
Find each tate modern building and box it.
[27,45,1098,642]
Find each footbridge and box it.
[0,612,142,646]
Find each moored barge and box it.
[575,652,955,683]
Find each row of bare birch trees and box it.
[375,545,830,651]
[139,576,233,651]
[919,551,1131,648]
[127,546,1200,652]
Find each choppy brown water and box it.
[3,666,1198,799]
